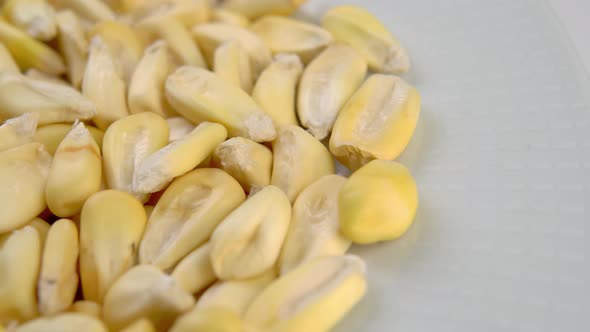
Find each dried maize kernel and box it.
[0,143,51,233]
[129,0,210,28]
[211,137,272,193]
[251,16,332,64]
[210,185,291,280]
[171,243,216,294]
[0,18,65,74]
[322,5,410,74]
[244,255,367,332]
[251,54,302,128]
[37,219,78,316]
[297,42,367,140]
[271,125,334,203]
[339,160,418,243]
[27,218,49,249]
[136,14,206,68]
[88,20,143,83]
[192,23,271,77]
[211,8,250,27]
[0,226,40,324]
[222,0,306,19]
[103,265,195,331]
[67,300,101,318]
[0,112,38,152]
[196,270,275,316]
[165,66,275,142]
[45,122,102,217]
[213,40,253,93]
[330,74,420,170]
[128,40,176,117]
[120,318,156,332]
[82,37,128,130]
[139,168,245,270]
[169,307,242,332]
[0,72,95,125]
[33,123,103,156]
[279,174,351,274]
[79,190,147,303]
[52,0,115,23]
[55,10,87,88]
[0,41,19,73]
[14,313,107,332]
[102,112,169,201]
[166,116,194,142]
[3,0,57,41]
[133,122,227,194]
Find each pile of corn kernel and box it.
[0,0,421,331]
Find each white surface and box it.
[300,1,590,331]
[549,0,590,72]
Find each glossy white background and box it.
[299,1,590,331]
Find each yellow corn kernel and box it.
[210,185,291,280]
[120,318,156,332]
[339,160,418,243]
[244,255,366,332]
[139,168,245,270]
[55,10,87,88]
[0,41,19,73]
[0,72,95,125]
[211,137,272,193]
[14,313,107,332]
[165,66,275,142]
[79,190,147,303]
[330,74,421,170]
[0,18,65,74]
[33,123,103,156]
[129,0,210,28]
[0,112,38,152]
[103,265,195,331]
[169,307,242,332]
[0,226,40,324]
[102,112,169,201]
[144,205,155,218]
[271,125,334,203]
[222,0,306,19]
[196,270,275,316]
[52,0,115,23]
[166,116,194,142]
[211,8,250,28]
[171,243,216,294]
[136,15,206,68]
[3,0,57,41]
[27,217,49,249]
[214,40,253,93]
[298,42,367,139]
[251,16,332,64]
[251,54,302,128]
[45,122,102,217]
[279,175,351,274]
[192,23,271,77]
[322,5,410,74]
[88,20,143,83]
[38,219,78,316]
[67,300,101,318]
[0,143,51,233]
[133,122,227,194]
[24,68,69,85]
[128,40,176,117]
[82,37,128,130]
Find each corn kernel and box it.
[339,160,418,243]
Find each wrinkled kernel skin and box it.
[338,160,418,244]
